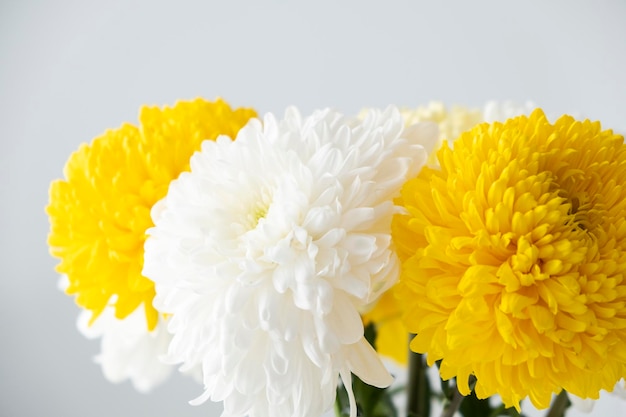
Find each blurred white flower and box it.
[399,101,483,144]
[399,100,535,167]
[143,107,437,417]
[77,305,174,393]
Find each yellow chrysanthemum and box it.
[364,102,529,365]
[47,98,257,330]
[393,109,626,409]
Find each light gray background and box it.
[2,1,625,416]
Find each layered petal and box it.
[394,109,626,409]
[144,106,436,417]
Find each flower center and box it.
[567,193,591,231]
[243,188,273,230]
[251,204,268,226]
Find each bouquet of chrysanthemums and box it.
[47,98,626,417]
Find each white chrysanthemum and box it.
[143,107,437,417]
[77,305,173,393]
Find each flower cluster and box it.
[47,98,256,390]
[48,98,626,417]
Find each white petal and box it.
[346,338,394,388]
[327,293,364,345]
[142,105,429,417]
[77,307,175,393]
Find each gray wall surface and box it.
[2,1,625,416]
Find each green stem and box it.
[545,390,570,417]
[440,376,476,417]
[407,350,428,416]
[440,383,465,417]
